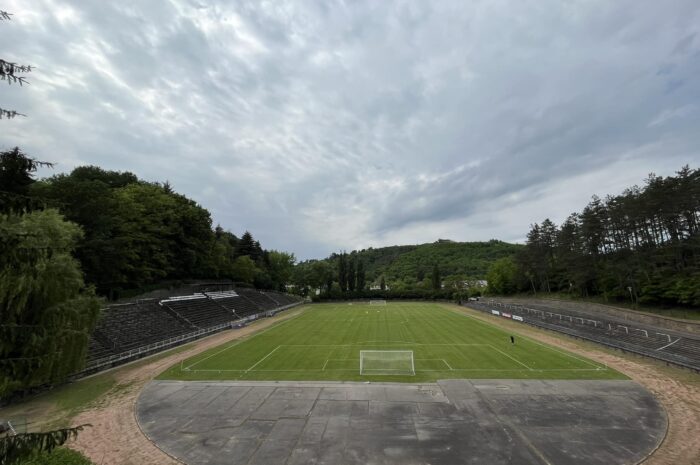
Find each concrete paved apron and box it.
[136,379,666,465]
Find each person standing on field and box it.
[510,335,515,344]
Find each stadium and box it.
[2,2,700,465]
[4,284,699,464]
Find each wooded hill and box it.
[294,239,522,292]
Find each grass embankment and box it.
[16,448,93,465]
[159,302,625,383]
[0,342,197,465]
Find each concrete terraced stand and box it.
[137,379,666,465]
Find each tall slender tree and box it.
[348,255,356,292]
[356,261,366,291]
[431,264,441,290]
[338,253,348,292]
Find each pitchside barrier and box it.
[74,301,304,378]
[465,300,700,372]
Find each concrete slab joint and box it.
[136,379,666,465]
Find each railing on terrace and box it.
[78,301,303,376]
[465,300,700,372]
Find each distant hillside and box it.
[376,240,522,281]
[303,239,522,284]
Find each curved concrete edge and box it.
[136,379,668,465]
[634,393,669,465]
[133,389,188,465]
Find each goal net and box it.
[360,350,415,375]
[369,300,387,306]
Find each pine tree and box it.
[1,11,31,119]
[356,261,366,291]
[0,425,88,465]
[338,253,348,292]
[432,264,441,290]
[348,255,356,292]
[235,231,256,258]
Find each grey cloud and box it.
[2,0,700,259]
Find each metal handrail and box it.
[79,301,303,374]
[467,301,700,372]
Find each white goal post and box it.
[369,300,387,305]
[359,350,415,375]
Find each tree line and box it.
[487,166,700,307]
[292,240,519,298]
[293,249,482,302]
[0,147,296,401]
[26,163,295,299]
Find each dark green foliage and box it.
[235,232,257,260]
[377,240,520,281]
[502,166,700,308]
[337,253,348,292]
[29,167,294,297]
[347,256,356,292]
[356,261,366,291]
[311,287,459,302]
[295,240,520,298]
[1,150,100,398]
[14,447,93,465]
[431,264,441,290]
[0,148,52,213]
[0,210,101,397]
[1,426,88,465]
[486,257,519,294]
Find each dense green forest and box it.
[487,166,700,308]
[27,163,295,299]
[1,149,101,400]
[293,240,521,298]
[0,147,295,400]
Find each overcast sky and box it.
[2,1,699,259]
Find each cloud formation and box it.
[2,0,699,259]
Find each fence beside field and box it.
[75,301,304,378]
[465,300,700,373]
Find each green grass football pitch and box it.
[159,302,625,382]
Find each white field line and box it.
[446,306,605,369]
[245,345,282,372]
[352,342,487,346]
[322,359,329,371]
[187,367,605,373]
[354,340,417,345]
[656,338,681,351]
[516,336,604,369]
[184,311,305,370]
[442,359,454,371]
[489,345,532,370]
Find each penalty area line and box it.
[245,345,282,373]
[183,312,304,370]
[489,345,532,370]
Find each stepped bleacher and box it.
[88,300,194,362]
[204,290,261,318]
[160,294,235,328]
[84,289,303,372]
[235,288,279,311]
[469,300,700,371]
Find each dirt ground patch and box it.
[69,308,305,465]
[447,304,700,465]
